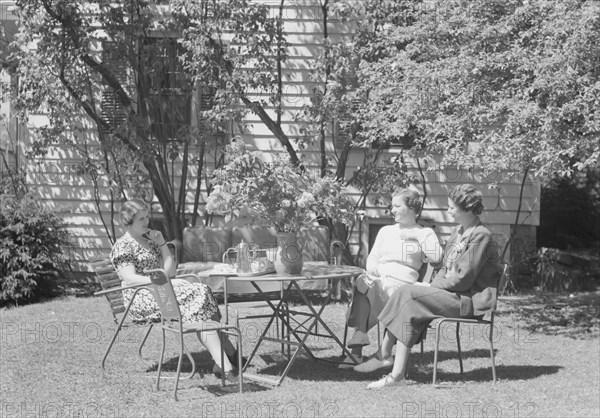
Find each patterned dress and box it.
[110,234,221,323]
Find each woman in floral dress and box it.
[110,199,238,378]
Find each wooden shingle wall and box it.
[11,0,539,271]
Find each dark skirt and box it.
[347,273,412,332]
[378,285,469,347]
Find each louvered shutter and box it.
[100,42,128,135]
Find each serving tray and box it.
[202,268,276,277]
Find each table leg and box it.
[242,280,326,386]
[242,284,289,371]
[290,281,359,365]
[241,276,360,386]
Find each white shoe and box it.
[338,355,363,369]
[347,331,370,348]
[353,356,394,373]
[367,374,406,389]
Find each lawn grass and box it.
[1,291,599,417]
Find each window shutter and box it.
[198,86,216,111]
[100,42,128,135]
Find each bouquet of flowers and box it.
[205,139,354,233]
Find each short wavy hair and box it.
[449,184,484,216]
[392,188,422,214]
[119,199,149,226]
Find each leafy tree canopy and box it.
[5,0,284,240]
[339,0,599,179]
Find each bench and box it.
[172,225,333,295]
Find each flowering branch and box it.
[206,139,353,232]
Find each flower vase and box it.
[274,232,304,274]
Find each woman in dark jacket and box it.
[361,184,501,389]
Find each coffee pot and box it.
[223,239,255,273]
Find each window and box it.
[143,38,192,141]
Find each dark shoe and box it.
[354,356,394,373]
[338,354,363,369]
[347,330,370,348]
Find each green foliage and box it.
[335,0,599,179]
[293,0,418,216]
[205,139,353,232]
[0,191,71,307]
[7,0,283,240]
[176,0,285,112]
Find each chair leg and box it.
[456,322,463,374]
[137,324,154,360]
[185,347,197,379]
[218,331,226,386]
[101,325,121,370]
[156,328,166,392]
[433,322,442,386]
[103,291,139,370]
[173,334,185,401]
[489,319,497,384]
[235,327,244,394]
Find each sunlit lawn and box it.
[1,291,599,417]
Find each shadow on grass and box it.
[146,351,214,375]
[411,348,495,364]
[142,345,562,390]
[242,349,561,385]
[145,351,273,394]
[408,364,562,385]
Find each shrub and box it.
[0,193,71,307]
[538,169,600,250]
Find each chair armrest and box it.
[144,270,199,283]
[94,282,148,296]
[175,273,201,282]
[167,239,182,262]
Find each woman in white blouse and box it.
[340,188,443,369]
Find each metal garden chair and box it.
[92,257,196,375]
[429,263,509,385]
[144,268,244,400]
[92,258,156,369]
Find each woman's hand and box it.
[414,282,430,287]
[398,229,420,242]
[146,229,167,247]
[147,230,177,278]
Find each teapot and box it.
[223,240,256,273]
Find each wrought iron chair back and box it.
[144,268,244,400]
[92,258,155,369]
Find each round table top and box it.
[199,261,365,282]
